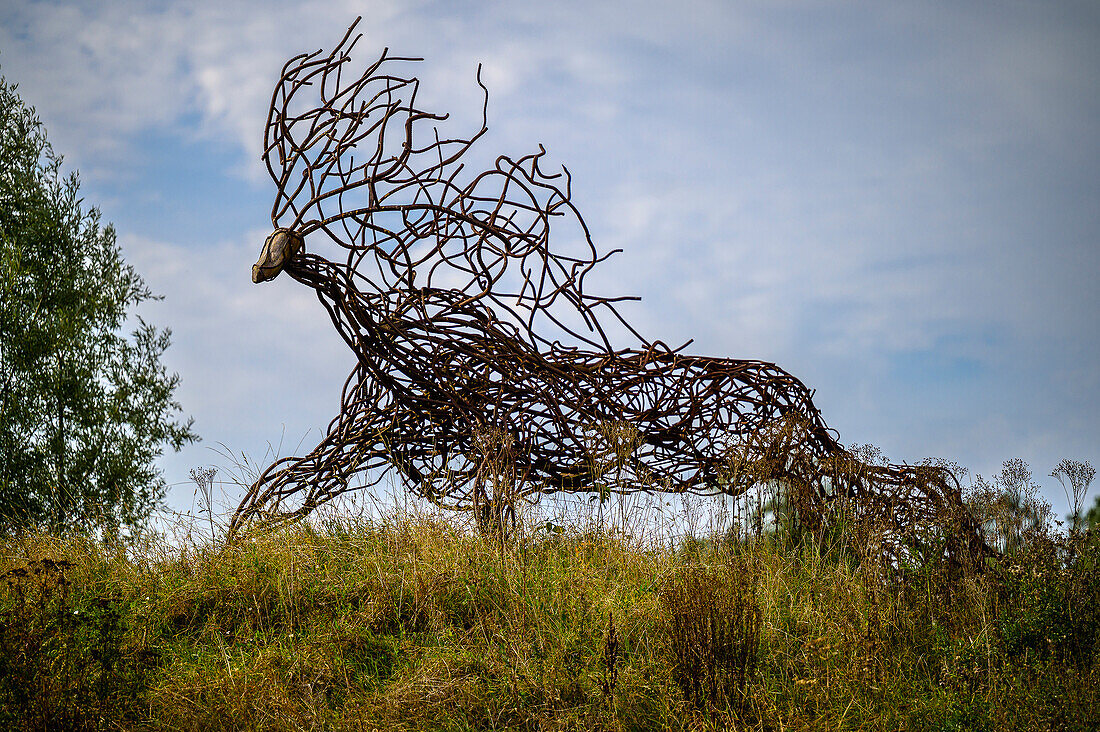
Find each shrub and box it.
[658,555,761,712]
[0,557,154,728]
[995,528,1100,667]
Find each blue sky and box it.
[1,0,1097,520]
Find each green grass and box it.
[2,509,1098,730]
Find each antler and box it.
[263,16,640,352]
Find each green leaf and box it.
[0,73,198,535]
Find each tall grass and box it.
[2,489,1099,730]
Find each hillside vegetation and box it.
[2,494,1099,732]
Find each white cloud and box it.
[0,1,414,178]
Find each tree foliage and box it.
[0,75,197,533]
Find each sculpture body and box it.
[231,19,990,567]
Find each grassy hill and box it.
[2,507,1098,730]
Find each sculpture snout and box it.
[252,228,304,283]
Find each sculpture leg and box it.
[228,366,391,536]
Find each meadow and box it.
[1,485,1098,731]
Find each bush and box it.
[995,528,1100,667]
[0,556,154,729]
[658,555,761,712]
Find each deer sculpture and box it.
[229,18,992,569]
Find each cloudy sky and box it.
[1,0,1097,520]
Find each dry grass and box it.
[1,498,1099,730]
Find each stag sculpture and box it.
[230,18,990,567]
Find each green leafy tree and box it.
[0,75,197,534]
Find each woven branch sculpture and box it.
[231,19,991,567]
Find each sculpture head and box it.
[252,228,304,283]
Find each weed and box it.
[659,554,761,713]
[0,555,155,729]
[1,470,1097,730]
